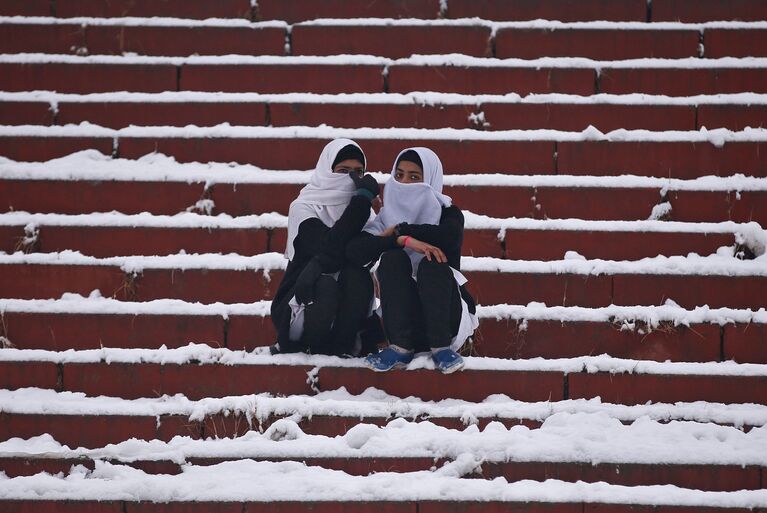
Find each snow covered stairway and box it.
[2,0,767,510]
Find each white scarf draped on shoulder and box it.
[364,147,452,267]
[285,138,365,260]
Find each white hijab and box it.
[365,147,452,266]
[285,138,366,260]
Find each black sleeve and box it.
[346,231,400,267]
[293,195,372,272]
[397,206,464,252]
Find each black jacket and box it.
[345,205,476,312]
[271,195,372,346]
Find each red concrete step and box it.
[479,102,697,131]
[54,0,253,19]
[0,0,51,16]
[599,67,767,96]
[84,25,286,57]
[2,224,276,258]
[1,455,760,493]
[0,23,285,57]
[255,0,441,23]
[387,64,595,95]
[2,99,706,132]
[1,180,672,221]
[0,23,86,54]
[495,28,699,59]
[697,104,767,131]
[704,29,767,58]
[0,101,54,125]
[5,263,765,311]
[501,229,735,260]
[667,189,767,226]
[652,0,767,22]
[57,101,269,128]
[556,140,767,179]
[446,0,647,22]
[0,136,114,162]
[179,63,385,93]
[290,24,492,58]
[0,63,178,94]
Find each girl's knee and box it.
[416,258,451,280]
[378,249,411,275]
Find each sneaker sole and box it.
[439,360,465,374]
[365,360,412,372]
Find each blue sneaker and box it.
[432,348,465,374]
[365,347,413,372]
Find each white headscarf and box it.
[285,138,366,260]
[365,147,452,266]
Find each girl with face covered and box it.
[268,138,382,357]
[346,147,478,373]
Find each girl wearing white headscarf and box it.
[269,138,382,356]
[346,147,478,374]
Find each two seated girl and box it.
[267,138,478,374]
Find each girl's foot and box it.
[432,348,465,374]
[364,346,414,372]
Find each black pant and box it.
[295,265,373,356]
[377,249,461,351]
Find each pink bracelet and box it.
[402,236,411,247]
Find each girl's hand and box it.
[380,225,397,237]
[397,236,447,263]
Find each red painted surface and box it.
[600,67,767,95]
[443,186,538,219]
[0,413,157,448]
[126,503,243,513]
[697,104,767,131]
[533,186,663,221]
[496,28,698,59]
[724,324,767,364]
[3,313,224,350]
[569,372,767,405]
[118,137,556,174]
[0,226,24,254]
[0,361,59,390]
[85,26,285,56]
[503,229,735,260]
[0,180,206,216]
[0,500,124,512]
[388,65,595,95]
[0,63,178,93]
[485,460,762,491]
[466,272,613,307]
[613,274,767,310]
[420,502,581,513]
[56,0,252,18]
[0,101,53,125]
[36,225,270,257]
[652,0,767,22]
[256,0,441,22]
[557,141,767,179]
[0,264,126,300]
[463,229,504,258]
[0,136,113,162]
[161,363,315,400]
[0,457,90,478]
[202,412,254,439]
[180,64,384,93]
[447,0,646,21]
[58,102,268,129]
[0,0,51,16]
[668,190,767,225]
[480,103,696,131]
[63,362,164,398]
[704,28,767,58]
[474,320,721,362]
[269,228,288,254]
[292,25,491,58]
[132,268,279,303]
[319,367,565,403]
[0,23,86,54]
[212,183,303,216]
[268,102,476,130]
[226,314,277,351]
